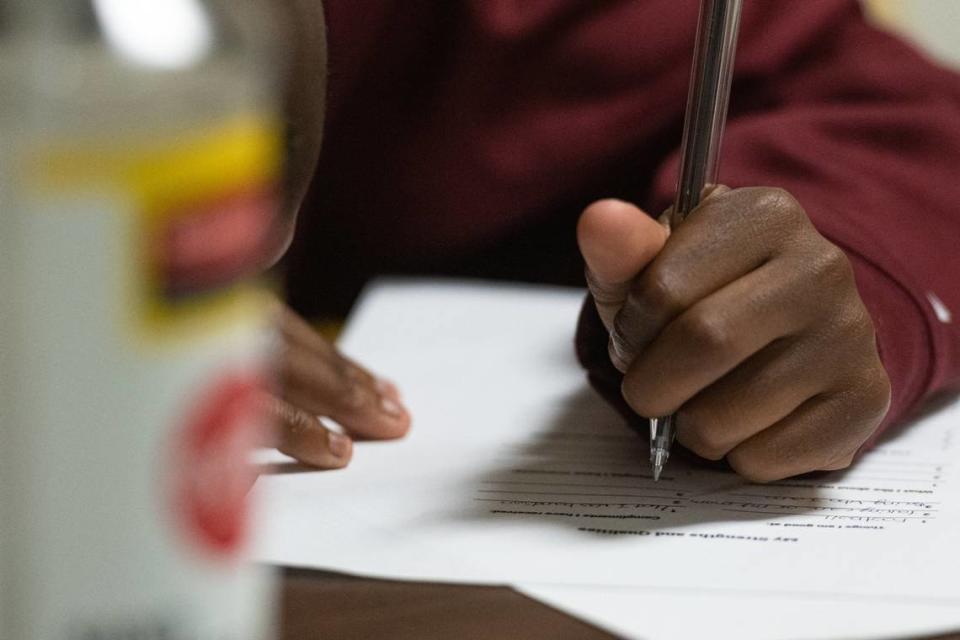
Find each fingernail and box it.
[328,431,352,458]
[375,378,401,400]
[380,396,405,418]
[608,334,630,373]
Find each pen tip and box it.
[651,448,667,482]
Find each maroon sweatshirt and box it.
[286,0,960,439]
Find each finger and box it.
[726,383,889,483]
[280,344,411,440]
[577,199,669,331]
[262,394,353,469]
[275,305,411,439]
[622,257,818,418]
[608,187,806,371]
[673,337,827,460]
[277,305,337,357]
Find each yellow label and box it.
[29,115,282,346]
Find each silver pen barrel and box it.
[650,0,742,481]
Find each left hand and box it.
[261,305,411,470]
[577,186,891,482]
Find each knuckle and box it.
[678,427,726,461]
[828,300,874,344]
[342,361,372,387]
[872,368,893,414]
[638,265,683,315]
[339,380,370,411]
[850,367,892,426]
[676,406,734,460]
[866,365,892,408]
[287,407,316,436]
[679,309,733,357]
[620,378,661,418]
[822,242,850,272]
[276,347,340,405]
[840,449,858,467]
[269,396,317,440]
[811,242,854,285]
[824,451,857,471]
[755,187,804,224]
[727,451,783,484]
[331,358,375,412]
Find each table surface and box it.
[279,569,615,639]
[278,569,960,640]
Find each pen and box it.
[650,0,742,481]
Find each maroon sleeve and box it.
[578,1,960,442]
[314,0,959,432]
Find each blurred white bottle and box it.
[0,2,285,638]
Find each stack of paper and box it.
[254,280,960,640]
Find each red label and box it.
[152,186,276,301]
[171,373,265,558]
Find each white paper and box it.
[254,279,960,630]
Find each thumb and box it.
[577,199,669,331]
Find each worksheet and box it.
[253,280,960,607]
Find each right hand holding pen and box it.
[263,306,411,469]
[576,187,890,482]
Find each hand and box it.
[250,4,409,468]
[577,186,891,482]
[262,305,411,469]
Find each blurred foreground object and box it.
[866,0,960,69]
[0,1,285,638]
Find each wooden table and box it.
[279,569,614,639]
[278,569,960,640]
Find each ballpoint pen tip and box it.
[651,448,667,482]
